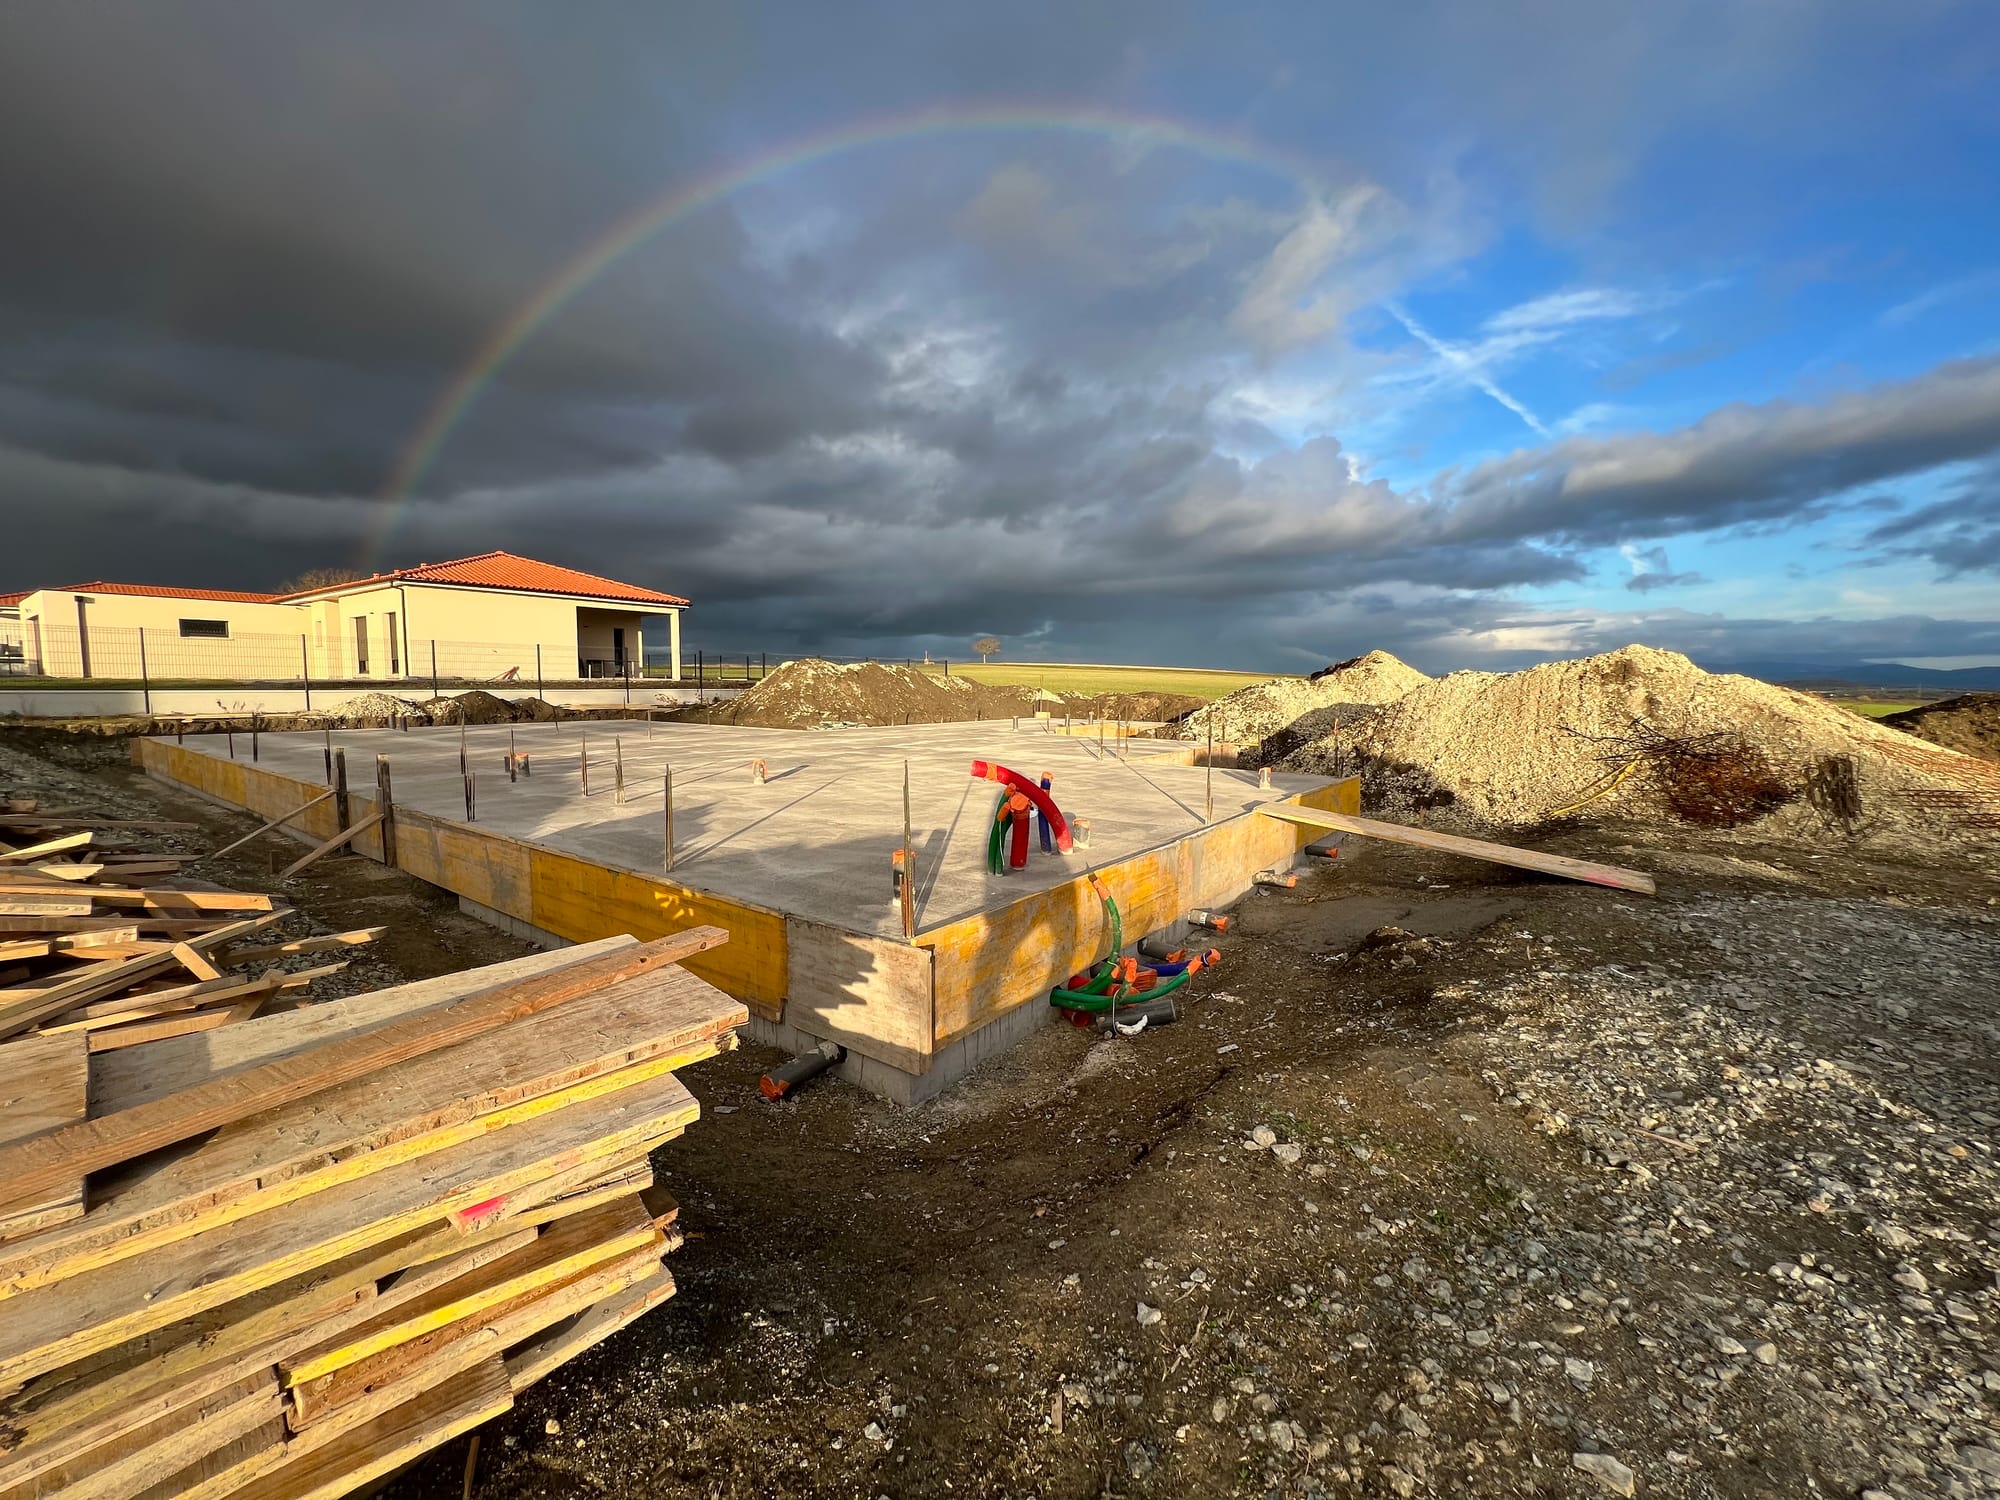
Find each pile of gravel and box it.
[1171,650,1431,756]
[322,691,428,725]
[1282,644,2000,839]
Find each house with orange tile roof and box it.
[2,552,686,683]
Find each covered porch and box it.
[576,603,680,680]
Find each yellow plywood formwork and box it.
[139,743,353,853]
[783,916,934,1074]
[140,740,788,1021]
[387,813,533,919]
[924,776,1358,1049]
[524,849,786,1020]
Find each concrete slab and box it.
[142,720,1357,1101]
[166,718,1329,939]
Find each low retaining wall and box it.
[1,684,744,719]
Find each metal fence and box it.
[0,622,960,701]
[0,621,692,703]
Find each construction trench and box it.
[136,716,1361,1103]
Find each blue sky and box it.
[2,2,1997,673]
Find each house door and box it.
[612,627,626,672]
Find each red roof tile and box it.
[0,591,27,608]
[55,582,282,603]
[276,551,687,606]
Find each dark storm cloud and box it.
[1434,354,2000,551]
[1860,462,2000,575]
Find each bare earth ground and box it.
[3,732,1998,1500]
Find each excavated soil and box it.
[1881,693,2000,763]
[1282,645,2000,844]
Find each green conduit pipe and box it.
[1077,875,1123,993]
[1049,967,1194,1012]
[985,790,1011,874]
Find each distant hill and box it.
[1703,659,2000,691]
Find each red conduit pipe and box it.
[970,761,1073,851]
[1008,793,1031,869]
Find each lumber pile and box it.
[0,803,378,1052]
[0,928,745,1500]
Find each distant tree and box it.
[973,635,1001,663]
[278,566,367,594]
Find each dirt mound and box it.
[1880,693,2000,762]
[1281,644,2000,839]
[1171,651,1430,758]
[681,660,1026,728]
[1067,690,1206,723]
[414,692,528,724]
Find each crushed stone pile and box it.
[1880,693,2000,763]
[322,691,429,725]
[1281,644,2000,840]
[1169,650,1431,760]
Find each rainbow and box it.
[366,103,1323,562]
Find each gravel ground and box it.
[396,827,2000,1500]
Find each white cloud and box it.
[1384,300,1549,435]
[1229,186,1387,357]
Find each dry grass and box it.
[927,661,1285,701]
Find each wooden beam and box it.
[201,787,338,865]
[0,949,186,1040]
[0,833,94,864]
[0,927,729,1218]
[277,813,384,880]
[0,817,197,833]
[1255,804,1657,894]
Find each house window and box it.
[179,619,230,639]
[386,612,399,673]
[353,616,370,674]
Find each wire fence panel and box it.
[0,624,936,695]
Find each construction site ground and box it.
[4,729,1997,1500]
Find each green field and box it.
[1838,701,1921,718]
[928,661,1285,701]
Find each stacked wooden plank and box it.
[0,805,378,1054]
[0,928,745,1500]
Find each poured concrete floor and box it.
[177,719,1331,937]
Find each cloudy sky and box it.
[3,2,1997,673]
